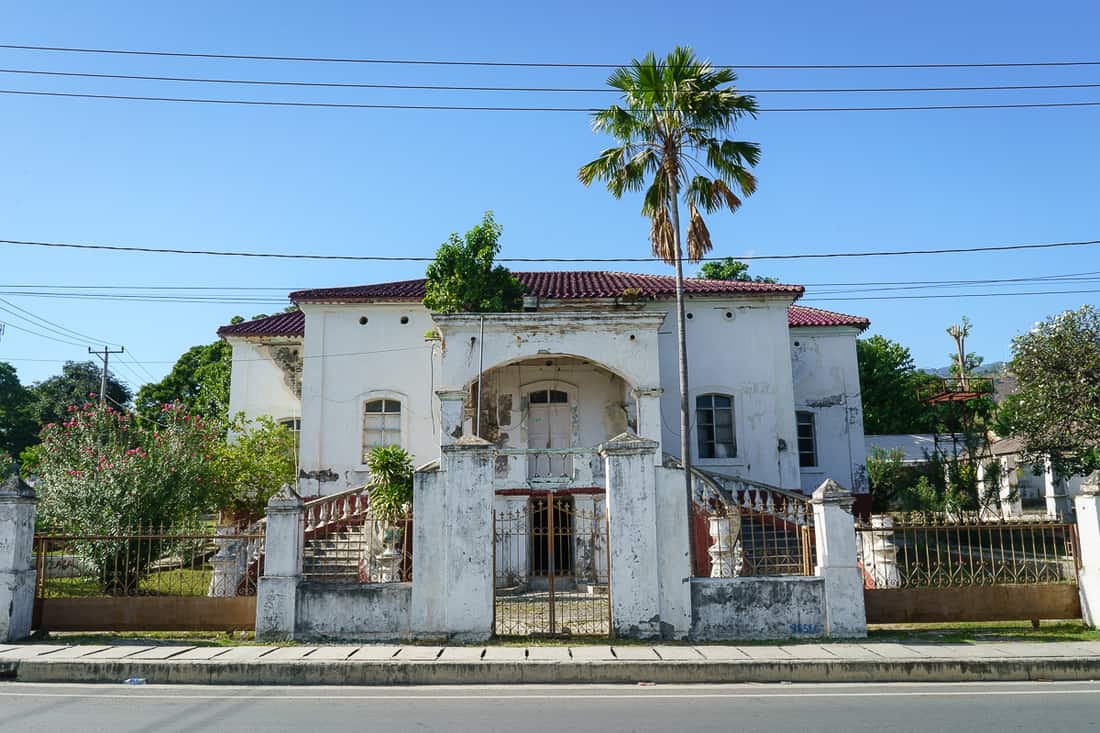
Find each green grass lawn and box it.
[41,567,214,598]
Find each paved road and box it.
[2,681,1098,732]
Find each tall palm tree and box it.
[579,46,760,509]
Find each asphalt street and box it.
[1,681,1098,732]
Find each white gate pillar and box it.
[436,388,467,446]
[256,484,304,640]
[411,435,496,641]
[0,473,36,642]
[600,432,667,639]
[1074,472,1100,627]
[812,479,868,638]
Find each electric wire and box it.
[5,87,1100,112]
[2,43,1099,70]
[0,295,123,346]
[4,67,1100,95]
[3,235,1099,262]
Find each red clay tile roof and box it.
[217,310,305,338]
[289,271,804,303]
[788,305,870,330]
[218,301,869,339]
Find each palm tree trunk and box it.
[667,189,695,544]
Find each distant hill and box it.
[920,361,1006,378]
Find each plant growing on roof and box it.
[423,212,525,314]
[365,444,414,521]
[578,46,760,509]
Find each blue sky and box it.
[1,0,1098,391]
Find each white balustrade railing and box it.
[494,448,602,489]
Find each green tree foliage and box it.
[578,46,760,492]
[1006,304,1100,477]
[31,360,132,429]
[365,444,414,522]
[423,213,525,313]
[856,335,938,434]
[0,361,37,459]
[212,414,297,521]
[697,257,777,283]
[135,341,231,423]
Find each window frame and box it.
[796,410,818,468]
[361,395,406,464]
[695,393,737,461]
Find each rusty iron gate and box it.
[493,493,611,636]
[857,513,1081,624]
[33,523,264,632]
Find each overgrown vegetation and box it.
[423,212,525,314]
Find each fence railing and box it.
[671,457,816,578]
[856,513,1079,589]
[301,486,411,584]
[34,522,265,599]
[495,448,603,488]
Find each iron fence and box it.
[856,513,1078,589]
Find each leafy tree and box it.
[697,257,777,283]
[1006,304,1100,478]
[31,361,132,429]
[35,401,222,590]
[578,46,760,500]
[212,414,297,521]
[135,341,231,423]
[0,361,37,459]
[423,212,525,313]
[856,335,938,434]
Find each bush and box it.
[365,445,413,521]
[213,414,297,522]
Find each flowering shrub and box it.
[213,413,297,522]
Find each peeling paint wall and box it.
[652,299,801,489]
[295,582,411,641]
[690,577,826,640]
[789,327,867,494]
[225,338,302,424]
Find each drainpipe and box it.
[476,315,485,437]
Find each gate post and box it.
[411,434,496,641]
[812,479,868,638]
[256,484,304,640]
[0,472,37,642]
[1074,472,1100,626]
[599,432,666,639]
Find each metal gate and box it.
[493,493,611,636]
[33,523,264,632]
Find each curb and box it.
[6,656,1100,686]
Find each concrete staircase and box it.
[302,527,366,583]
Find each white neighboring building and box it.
[219,271,870,506]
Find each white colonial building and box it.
[219,271,870,506]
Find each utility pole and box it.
[88,345,125,404]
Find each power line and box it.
[2,43,1099,69]
[0,295,122,346]
[4,67,1100,95]
[805,287,1100,302]
[5,87,1100,112]
[3,235,1099,262]
[0,317,89,347]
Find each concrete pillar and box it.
[1044,460,1073,519]
[411,435,495,641]
[0,473,36,642]
[600,432,667,638]
[437,388,467,447]
[1074,472,1100,627]
[256,484,304,640]
[860,515,900,588]
[812,479,868,638]
[632,387,664,464]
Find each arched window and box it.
[362,398,402,461]
[696,394,736,459]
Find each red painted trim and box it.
[495,487,605,497]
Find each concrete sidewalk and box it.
[3,640,1100,686]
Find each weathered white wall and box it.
[653,298,801,489]
[789,327,867,494]
[690,577,826,640]
[225,338,302,423]
[295,582,411,641]
[654,466,694,639]
[298,303,439,495]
